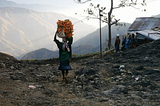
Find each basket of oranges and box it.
[57,19,74,38]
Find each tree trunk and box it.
[108,0,113,49]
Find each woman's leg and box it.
[66,70,68,77]
[62,71,65,79]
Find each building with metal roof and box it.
[126,17,160,45]
[128,17,160,32]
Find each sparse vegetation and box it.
[1,39,160,105]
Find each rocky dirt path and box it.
[1,40,160,106]
[0,57,160,106]
[0,59,107,106]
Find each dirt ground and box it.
[0,40,160,106]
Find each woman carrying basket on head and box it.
[53,20,73,81]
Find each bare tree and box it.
[107,0,146,49]
[75,0,146,49]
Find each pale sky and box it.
[8,0,160,28]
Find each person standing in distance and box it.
[115,34,121,52]
[131,34,137,48]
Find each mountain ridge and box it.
[0,7,97,57]
[21,48,58,60]
[21,44,98,60]
[0,0,57,12]
[73,22,131,48]
[20,22,132,60]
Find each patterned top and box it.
[54,35,73,62]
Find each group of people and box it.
[115,33,137,52]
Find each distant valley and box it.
[73,23,131,48]
[0,0,136,60]
[0,0,58,12]
[0,0,97,58]
[21,44,98,60]
[21,23,131,60]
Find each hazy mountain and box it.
[0,0,17,7]
[22,44,97,60]
[73,23,131,48]
[0,7,97,58]
[21,48,58,60]
[73,44,97,55]
[20,23,131,60]
[0,0,57,12]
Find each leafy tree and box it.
[74,0,146,49]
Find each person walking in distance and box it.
[54,30,73,81]
[115,34,120,52]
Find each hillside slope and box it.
[21,44,98,60]
[0,52,18,64]
[21,48,59,60]
[0,40,160,105]
[0,7,97,57]
[73,23,131,48]
[0,0,62,12]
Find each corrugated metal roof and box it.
[128,17,160,31]
[136,30,160,40]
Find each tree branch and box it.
[110,19,120,25]
[74,0,91,4]
[113,6,121,9]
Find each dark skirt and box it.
[59,60,72,71]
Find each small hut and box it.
[127,17,160,45]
